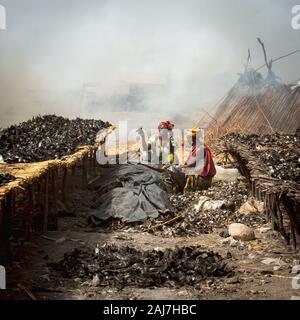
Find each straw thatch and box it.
[212,70,300,135]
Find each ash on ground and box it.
[49,244,233,289]
[0,115,110,163]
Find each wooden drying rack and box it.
[0,125,116,264]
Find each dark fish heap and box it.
[0,115,110,163]
[222,132,300,183]
[50,244,232,288]
[0,173,16,186]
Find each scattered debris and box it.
[91,274,100,287]
[55,237,66,244]
[194,196,226,211]
[261,257,287,269]
[17,284,37,300]
[239,198,264,215]
[221,237,245,249]
[257,226,272,234]
[0,115,110,163]
[142,180,265,237]
[228,223,255,241]
[219,230,230,238]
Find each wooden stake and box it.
[1,193,12,264]
[51,170,58,230]
[82,156,87,188]
[70,166,75,193]
[43,173,49,232]
[62,167,68,204]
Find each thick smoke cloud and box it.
[0,0,299,128]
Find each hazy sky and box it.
[0,0,299,126]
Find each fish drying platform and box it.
[216,134,300,250]
[0,125,116,264]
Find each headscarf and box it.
[158,121,174,130]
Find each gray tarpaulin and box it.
[89,164,174,224]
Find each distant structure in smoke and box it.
[111,82,168,111]
[87,81,168,113]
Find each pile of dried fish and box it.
[138,180,266,237]
[50,244,232,288]
[0,173,16,186]
[222,133,300,183]
[0,115,110,163]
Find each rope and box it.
[256,49,300,71]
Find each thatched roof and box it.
[212,70,300,135]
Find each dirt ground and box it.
[0,158,300,300]
[1,169,300,300]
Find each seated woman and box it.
[171,127,216,192]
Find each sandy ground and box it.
[1,183,300,300]
[1,144,299,300]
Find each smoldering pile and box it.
[90,179,266,237]
[0,173,16,186]
[223,133,300,183]
[138,180,266,237]
[50,244,233,288]
[0,115,110,163]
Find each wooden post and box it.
[25,184,35,240]
[82,156,87,188]
[88,149,93,177]
[1,193,12,264]
[0,200,5,264]
[43,173,49,232]
[92,149,97,176]
[62,167,68,204]
[11,190,16,219]
[51,170,58,230]
[70,166,75,193]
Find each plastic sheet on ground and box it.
[89,164,174,224]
